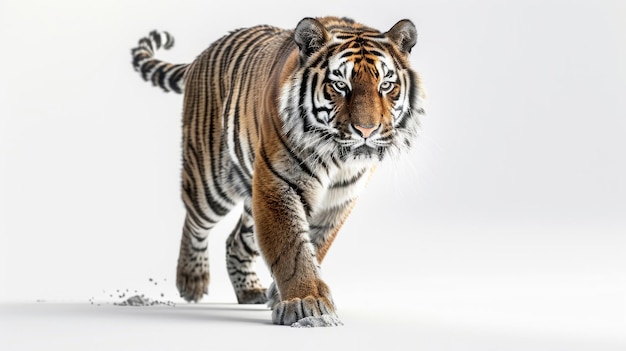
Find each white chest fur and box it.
[312,165,373,214]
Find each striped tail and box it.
[131,30,188,94]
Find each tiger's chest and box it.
[308,165,373,216]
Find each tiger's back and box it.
[130,17,425,327]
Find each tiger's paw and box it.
[176,271,209,302]
[236,288,268,304]
[272,296,340,327]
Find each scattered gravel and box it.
[114,294,175,307]
[89,277,176,307]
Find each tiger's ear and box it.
[294,18,330,58]
[385,19,417,53]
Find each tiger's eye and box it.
[332,81,348,92]
[380,81,394,93]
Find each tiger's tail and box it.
[131,30,188,94]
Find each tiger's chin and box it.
[338,145,387,163]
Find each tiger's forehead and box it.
[329,32,390,55]
[326,35,397,79]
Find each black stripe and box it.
[368,49,385,57]
[335,34,354,40]
[228,254,253,265]
[269,228,304,271]
[163,31,174,49]
[284,239,310,282]
[237,65,257,179]
[340,50,356,59]
[218,44,233,99]
[239,236,258,257]
[309,74,327,125]
[150,30,162,49]
[131,50,150,69]
[227,267,254,276]
[190,231,208,243]
[298,69,309,120]
[138,37,154,53]
[330,154,341,168]
[141,60,157,81]
[169,64,186,93]
[329,168,367,189]
[154,63,170,92]
[269,110,321,185]
[190,245,207,252]
[279,303,285,325]
[243,204,253,217]
[245,125,255,176]
[259,146,311,217]
[186,206,215,228]
[240,223,254,234]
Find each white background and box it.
[1,0,625,349]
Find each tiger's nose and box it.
[352,123,380,138]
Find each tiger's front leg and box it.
[252,160,341,327]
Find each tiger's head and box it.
[280,17,425,165]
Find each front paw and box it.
[272,296,341,327]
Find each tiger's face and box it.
[281,17,425,165]
[325,45,415,162]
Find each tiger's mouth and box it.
[332,130,389,162]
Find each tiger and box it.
[130,16,425,327]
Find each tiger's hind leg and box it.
[226,200,268,304]
[176,213,217,302]
[176,186,237,302]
